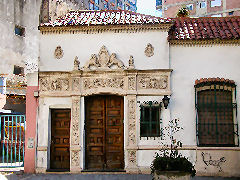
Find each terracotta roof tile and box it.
[40,10,172,27]
[169,17,240,41]
[195,77,236,87]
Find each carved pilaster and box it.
[126,95,138,171]
[70,96,81,172]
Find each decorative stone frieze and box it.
[39,77,69,91]
[138,75,168,89]
[83,77,124,90]
[39,70,171,96]
[83,46,125,70]
[54,46,63,59]
[145,43,154,57]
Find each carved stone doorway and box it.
[85,95,124,171]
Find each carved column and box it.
[126,95,138,172]
[70,96,81,172]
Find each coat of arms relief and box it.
[83,46,125,70]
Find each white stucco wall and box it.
[39,30,170,71]
[170,45,240,146]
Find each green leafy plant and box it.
[177,7,189,17]
[150,119,196,177]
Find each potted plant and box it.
[150,119,196,180]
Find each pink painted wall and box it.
[24,86,38,173]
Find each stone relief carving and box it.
[138,75,168,89]
[128,77,136,90]
[128,56,135,69]
[39,77,69,91]
[71,98,80,146]
[202,152,226,172]
[128,98,136,146]
[73,56,80,70]
[72,78,80,91]
[128,150,137,167]
[83,46,125,70]
[83,78,124,90]
[144,43,154,57]
[71,150,80,167]
[54,46,64,59]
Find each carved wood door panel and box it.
[50,109,70,170]
[85,95,124,171]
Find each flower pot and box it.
[153,171,191,180]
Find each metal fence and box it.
[0,115,25,168]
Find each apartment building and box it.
[41,0,137,23]
[156,0,240,17]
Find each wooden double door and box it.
[50,109,70,170]
[85,95,124,171]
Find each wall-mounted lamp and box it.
[162,95,170,109]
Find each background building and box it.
[41,0,137,23]
[0,0,40,114]
[156,0,240,18]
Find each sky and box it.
[137,0,162,17]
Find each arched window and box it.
[195,78,238,147]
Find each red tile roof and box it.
[40,10,172,27]
[195,78,235,87]
[169,17,240,40]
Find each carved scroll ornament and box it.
[83,46,125,70]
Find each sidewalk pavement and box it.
[1,172,240,180]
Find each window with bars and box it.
[195,80,238,147]
[140,101,161,137]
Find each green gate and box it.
[0,115,25,168]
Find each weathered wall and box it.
[0,0,41,74]
[39,30,170,71]
[170,44,240,176]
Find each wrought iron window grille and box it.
[139,101,162,139]
[195,82,239,147]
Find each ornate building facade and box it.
[40,0,137,23]
[26,10,240,176]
